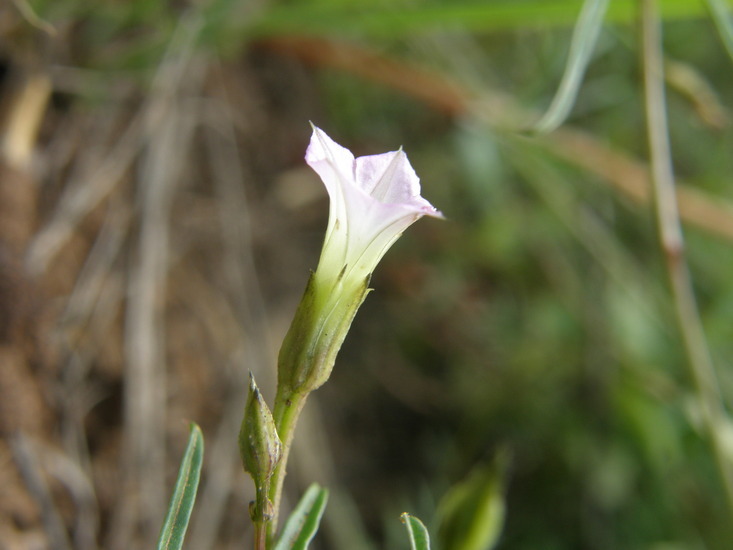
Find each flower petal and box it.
[306,124,442,284]
[305,125,355,198]
[355,150,419,203]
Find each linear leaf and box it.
[532,0,610,133]
[401,513,431,550]
[705,0,733,62]
[156,424,204,550]
[246,1,714,39]
[273,484,329,550]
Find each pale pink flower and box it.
[306,125,442,288]
[276,126,442,395]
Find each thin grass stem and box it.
[640,0,733,517]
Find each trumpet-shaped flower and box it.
[306,125,443,290]
[277,125,442,396]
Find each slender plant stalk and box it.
[254,521,267,550]
[640,0,733,516]
[266,389,309,543]
[252,480,270,550]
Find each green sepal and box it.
[401,513,431,550]
[277,271,370,396]
[273,483,329,550]
[156,423,204,550]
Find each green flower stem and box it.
[251,480,272,550]
[263,271,370,546]
[266,387,309,543]
[254,520,267,550]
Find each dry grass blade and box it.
[541,127,733,242]
[11,434,74,550]
[60,201,130,336]
[173,267,250,550]
[202,78,274,381]
[35,439,100,550]
[185,95,268,549]
[109,14,206,548]
[0,71,52,170]
[665,58,730,129]
[9,0,56,35]
[56,200,129,550]
[27,110,144,275]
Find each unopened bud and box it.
[239,373,282,492]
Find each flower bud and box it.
[239,372,282,513]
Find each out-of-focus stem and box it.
[641,0,733,516]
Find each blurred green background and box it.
[2,1,733,549]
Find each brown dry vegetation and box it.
[0,13,336,549]
[4,3,733,550]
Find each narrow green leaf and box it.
[273,483,329,550]
[157,423,204,550]
[401,513,431,550]
[245,1,713,39]
[704,0,733,63]
[532,0,610,133]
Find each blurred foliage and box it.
[436,450,507,550]
[302,6,733,550]
[5,0,733,549]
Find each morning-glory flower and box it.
[306,124,442,291]
[276,125,442,396]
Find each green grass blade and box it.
[401,513,431,550]
[246,1,715,39]
[156,424,204,550]
[704,0,733,62]
[273,483,329,550]
[532,0,610,133]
